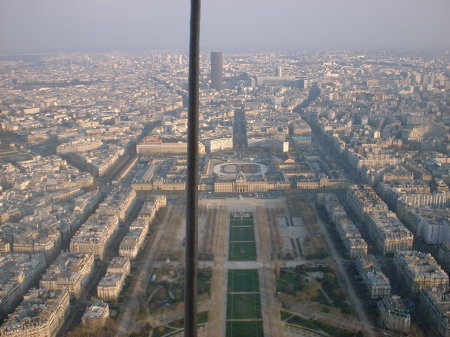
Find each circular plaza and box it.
[213,161,268,179]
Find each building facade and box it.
[394,251,448,295]
[378,296,410,334]
[0,289,69,337]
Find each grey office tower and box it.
[210,52,224,90]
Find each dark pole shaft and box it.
[185,1,200,337]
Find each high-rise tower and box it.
[275,66,283,77]
[210,52,223,90]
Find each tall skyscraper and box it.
[210,52,224,90]
[275,66,283,77]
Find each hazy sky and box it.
[1,0,450,53]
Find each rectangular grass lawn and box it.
[229,226,255,241]
[241,219,254,226]
[226,293,262,320]
[226,321,263,337]
[228,242,257,261]
[228,269,259,293]
[230,219,253,227]
[230,214,254,227]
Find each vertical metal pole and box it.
[185,1,200,337]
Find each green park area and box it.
[277,264,352,315]
[285,196,317,226]
[284,194,328,258]
[226,321,264,337]
[230,212,254,227]
[227,269,261,319]
[226,213,263,337]
[227,293,262,319]
[228,213,257,261]
[229,226,255,241]
[146,268,211,312]
[228,242,257,261]
[227,269,259,292]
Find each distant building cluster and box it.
[0,156,91,223]
[0,253,46,316]
[70,186,136,259]
[137,136,205,155]
[0,49,449,336]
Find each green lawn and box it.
[226,212,263,337]
[229,242,257,261]
[230,214,254,227]
[228,270,259,293]
[229,226,255,241]
[229,212,256,261]
[226,294,262,320]
[230,219,254,227]
[241,219,254,226]
[226,321,263,337]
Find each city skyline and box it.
[0,1,449,335]
[0,46,449,337]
